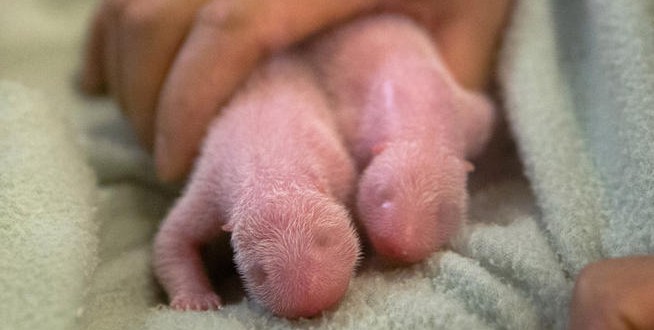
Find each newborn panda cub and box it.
[153,14,494,318]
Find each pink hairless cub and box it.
[153,14,494,317]
[153,56,361,318]
[311,16,495,263]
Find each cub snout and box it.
[233,194,360,318]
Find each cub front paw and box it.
[170,292,223,311]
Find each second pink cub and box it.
[153,14,495,318]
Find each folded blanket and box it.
[0,82,98,330]
[502,0,654,275]
[1,0,652,329]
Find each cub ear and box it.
[371,142,388,155]
[459,91,496,158]
[222,222,234,232]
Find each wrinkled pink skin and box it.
[153,15,494,318]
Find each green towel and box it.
[0,81,97,330]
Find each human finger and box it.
[79,5,108,94]
[155,0,379,182]
[569,256,654,330]
[381,0,514,91]
[98,0,137,103]
[433,0,514,91]
[117,0,209,148]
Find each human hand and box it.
[79,0,378,182]
[78,0,512,181]
[380,0,514,91]
[569,256,654,330]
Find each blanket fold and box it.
[0,81,98,330]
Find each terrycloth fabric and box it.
[501,0,654,277]
[0,81,98,330]
[0,0,652,330]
